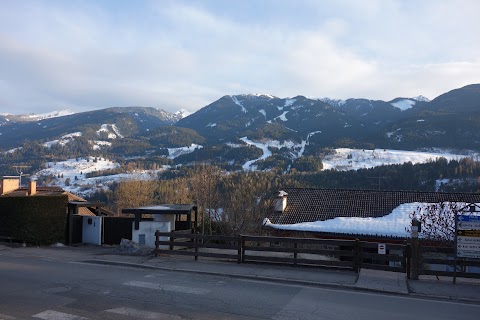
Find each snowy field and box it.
[322,148,475,171]
[36,157,167,197]
[239,136,476,172]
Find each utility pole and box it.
[367,176,388,190]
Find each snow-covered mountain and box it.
[22,109,75,121]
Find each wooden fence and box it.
[154,232,410,275]
[419,245,480,279]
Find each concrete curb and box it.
[83,259,480,305]
[83,259,355,291]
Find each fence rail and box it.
[419,246,480,279]
[154,231,409,275]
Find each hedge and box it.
[0,194,68,245]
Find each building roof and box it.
[267,187,480,225]
[2,186,64,196]
[122,204,196,215]
[1,185,113,216]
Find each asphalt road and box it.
[0,254,479,320]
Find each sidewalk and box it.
[1,244,479,304]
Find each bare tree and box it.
[220,173,271,235]
[190,164,221,234]
[408,202,462,242]
[114,180,158,214]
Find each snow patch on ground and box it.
[240,137,273,171]
[284,99,296,107]
[412,95,430,102]
[22,109,74,121]
[97,124,123,139]
[167,144,203,159]
[275,111,289,122]
[297,131,322,158]
[36,156,167,198]
[232,96,247,113]
[259,109,267,118]
[175,109,192,118]
[391,99,415,111]
[206,123,217,127]
[322,148,474,171]
[111,124,124,138]
[44,132,82,148]
[91,140,112,150]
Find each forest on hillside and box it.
[80,157,480,235]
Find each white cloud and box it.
[0,0,479,114]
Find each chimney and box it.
[28,178,37,196]
[273,190,288,213]
[1,177,20,195]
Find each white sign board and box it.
[456,214,480,259]
[378,243,386,255]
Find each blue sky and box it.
[1,0,479,114]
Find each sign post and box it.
[455,204,480,284]
[378,243,386,255]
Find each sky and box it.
[1,0,479,115]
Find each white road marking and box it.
[32,310,88,320]
[0,313,16,319]
[123,280,210,295]
[105,307,185,319]
[144,273,167,278]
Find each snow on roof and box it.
[264,202,420,237]
[264,202,480,238]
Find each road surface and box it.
[0,254,479,319]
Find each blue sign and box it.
[457,215,480,222]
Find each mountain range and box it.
[1,84,480,172]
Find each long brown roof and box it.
[268,188,480,225]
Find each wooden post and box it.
[293,242,298,266]
[194,233,199,261]
[354,239,360,273]
[237,235,242,264]
[405,243,411,279]
[241,236,246,263]
[411,237,419,280]
[169,231,174,251]
[67,204,73,245]
[155,230,159,257]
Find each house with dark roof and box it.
[264,187,480,239]
[0,176,113,244]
